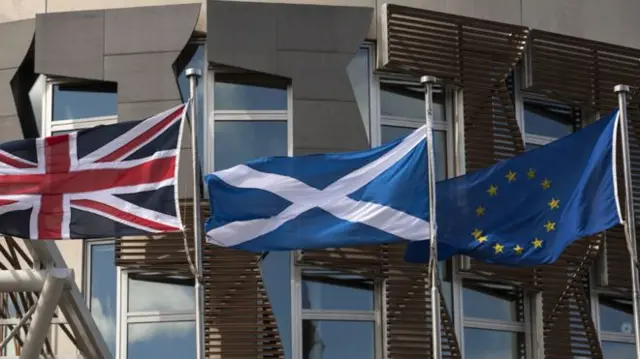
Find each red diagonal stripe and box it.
[96,105,184,163]
[0,151,37,169]
[0,157,176,195]
[0,199,17,206]
[71,199,181,232]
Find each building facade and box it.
[0,0,639,358]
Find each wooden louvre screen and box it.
[523,30,640,357]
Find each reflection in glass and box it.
[380,82,445,121]
[302,320,374,359]
[463,328,522,359]
[214,121,287,171]
[89,243,117,356]
[260,252,292,359]
[463,281,520,322]
[52,84,117,121]
[599,296,634,333]
[128,276,195,313]
[381,126,447,181]
[524,102,573,139]
[346,47,371,136]
[602,341,636,358]
[214,81,287,110]
[127,322,196,359]
[301,269,373,311]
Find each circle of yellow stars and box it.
[472,168,560,257]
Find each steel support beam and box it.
[20,269,67,359]
[22,240,110,359]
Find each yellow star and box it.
[475,205,486,216]
[532,238,543,248]
[472,228,483,239]
[527,168,536,179]
[477,236,488,243]
[548,198,560,210]
[493,243,504,254]
[541,178,552,190]
[514,245,524,255]
[544,221,556,232]
[505,170,517,183]
[487,185,498,196]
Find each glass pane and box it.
[524,102,573,139]
[260,252,292,359]
[301,269,373,311]
[127,322,196,359]
[52,84,117,121]
[302,320,374,359]
[599,296,634,333]
[463,328,522,359]
[380,82,445,121]
[381,126,447,181]
[214,121,287,171]
[602,341,636,358]
[178,45,205,168]
[128,276,195,313]
[214,81,287,110]
[89,243,117,356]
[525,142,541,151]
[346,47,371,135]
[463,281,520,322]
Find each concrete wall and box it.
[3,0,640,49]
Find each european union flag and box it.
[405,110,623,266]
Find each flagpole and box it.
[186,68,205,359]
[421,75,441,359]
[614,84,640,357]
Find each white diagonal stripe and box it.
[207,127,429,247]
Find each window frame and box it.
[290,258,385,359]
[116,269,196,359]
[42,77,118,136]
[205,66,292,175]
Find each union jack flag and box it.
[0,103,187,240]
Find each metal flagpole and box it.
[186,68,205,359]
[421,75,441,359]
[614,84,640,357]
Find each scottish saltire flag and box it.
[406,110,623,266]
[205,126,429,251]
[0,103,187,239]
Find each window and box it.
[293,267,382,359]
[43,79,118,136]
[377,78,450,181]
[85,241,118,356]
[208,71,289,171]
[596,294,636,357]
[461,280,528,358]
[118,271,196,359]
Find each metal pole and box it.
[421,75,441,359]
[186,67,205,359]
[19,269,68,359]
[0,304,37,352]
[614,84,640,357]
